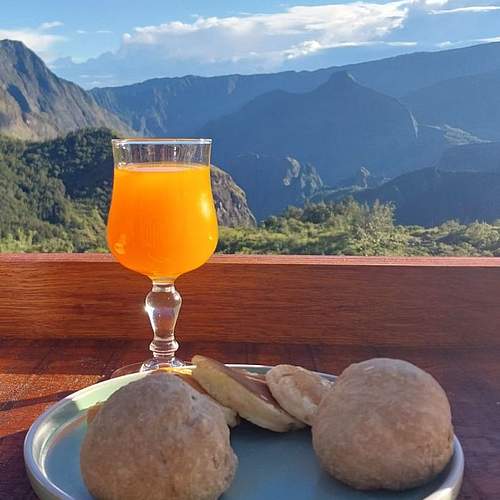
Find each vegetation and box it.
[0,129,111,252]
[1,129,500,256]
[218,201,500,256]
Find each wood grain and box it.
[0,339,498,499]
[1,255,500,499]
[0,255,500,348]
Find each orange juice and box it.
[107,163,218,280]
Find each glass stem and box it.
[142,281,182,369]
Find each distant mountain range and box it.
[355,166,500,227]
[89,41,500,138]
[339,42,500,98]
[403,68,500,141]
[435,141,500,173]
[204,71,418,185]
[0,40,130,141]
[347,140,500,226]
[90,69,334,137]
[1,39,500,229]
[202,71,482,185]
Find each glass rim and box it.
[112,138,212,146]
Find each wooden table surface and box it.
[1,338,499,499]
[1,255,500,499]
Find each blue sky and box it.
[2,0,500,87]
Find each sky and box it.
[2,0,500,87]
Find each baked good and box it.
[86,402,103,424]
[191,355,304,432]
[85,369,243,429]
[312,358,453,491]
[81,372,237,500]
[175,371,239,427]
[266,364,332,425]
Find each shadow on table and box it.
[0,391,73,412]
[0,429,38,499]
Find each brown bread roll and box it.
[81,372,237,500]
[312,358,453,491]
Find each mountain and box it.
[223,154,323,221]
[202,72,481,185]
[0,132,106,250]
[334,167,387,190]
[403,69,500,140]
[210,166,256,226]
[90,69,334,137]
[435,141,500,173]
[86,42,500,138]
[341,42,500,98]
[355,167,500,227]
[309,167,388,204]
[0,40,131,141]
[0,128,255,251]
[203,71,417,185]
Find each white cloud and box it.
[76,29,112,35]
[436,40,456,47]
[386,41,418,46]
[435,34,500,48]
[476,35,500,42]
[117,1,495,70]
[0,23,65,59]
[52,0,500,86]
[39,21,63,30]
[119,2,412,69]
[431,5,500,14]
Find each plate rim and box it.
[24,364,463,500]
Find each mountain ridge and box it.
[355,167,500,227]
[0,40,131,141]
[403,68,500,140]
[201,71,478,185]
[87,42,500,137]
[435,141,500,173]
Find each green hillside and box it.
[0,129,112,251]
[0,128,255,252]
[218,201,500,257]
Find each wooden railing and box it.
[1,254,499,347]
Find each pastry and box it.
[191,355,304,432]
[266,364,333,425]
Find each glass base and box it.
[110,357,185,378]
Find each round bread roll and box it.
[312,358,453,491]
[266,364,333,425]
[81,372,237,500]
[158,367,239,427]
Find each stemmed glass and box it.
[107,138,218,375]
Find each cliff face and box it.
[0,40,131,140]
[218,154,323,221]
[211,166,256,227]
